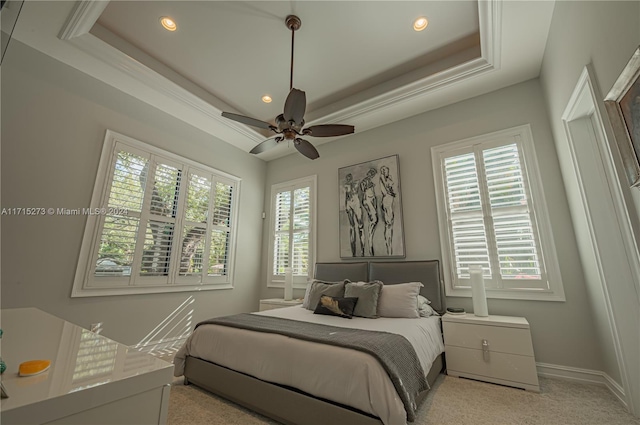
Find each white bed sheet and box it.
[174,306,444,425]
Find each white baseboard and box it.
[537,362,626,408]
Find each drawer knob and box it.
[482,339,490,362]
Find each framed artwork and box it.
[338,154,405,259]
[605,45,640,187]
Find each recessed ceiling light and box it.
[413,17,428,32]
[261,95,272,103]
[160,17,177,32]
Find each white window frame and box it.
[72,130,240,297]
[267,175,317,289]
[432,124,565,301]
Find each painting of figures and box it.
[338,154,405,258]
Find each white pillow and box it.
[377,282,424,318]
[418,295,438,317]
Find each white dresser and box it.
[259,298,303,311]
[442,313,540,392]
[0,308,174,424]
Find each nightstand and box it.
[259,298,303,311]
[442,313,540,392]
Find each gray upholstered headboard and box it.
[314,260,444,314]
[314,262,368,283]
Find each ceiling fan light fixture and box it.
[413,17,428,32]
[261,95,273,103]
[160,17,177,32]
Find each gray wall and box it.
[539,0,640,409]
[261,78,604,371]
[1,41,267,345]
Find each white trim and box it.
[536,362,626,408]
[478,0,502,70]
[71,129,118,298]
[313,57,495,126]
[431,124,565,301]
[561,65,638,415]
[587,70,640,306]
[307,0,503,127]
[53,1,502,156]
[58,0,109,40]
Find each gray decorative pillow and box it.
[305,280,347,311]
[344,281,383,318]
[303,279,349,308]
[377,282,424,318]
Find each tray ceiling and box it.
[9,1,555,161]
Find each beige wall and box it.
[539,0,640,412]
[1,41,267,345]
[261,78,604,371]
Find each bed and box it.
[174,260,445,425]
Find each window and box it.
[432,125,565,301]
[267,176,317,288]
[72,130,240,297]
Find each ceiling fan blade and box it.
[249,136,283,154]
[283,89,306,125]
[294,138,319,160]
[222,112,274,130]
[303,124,355,137]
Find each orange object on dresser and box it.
[18,360,51,377]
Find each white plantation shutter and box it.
[273,191,291,274]
[208,181,234,277]
[444,153,491,279]
[179,172,210,276]
[433,125,564,300]
[269,176,316,286]
[481,145,543,281]
[292,187,310,275]
[139,161,181,279]
[74,131,240,297]
[94,150,148,278]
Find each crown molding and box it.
[55,0,503,159]
[58,0,109,40]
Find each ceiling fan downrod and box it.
[285,15,301,91]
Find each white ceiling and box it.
[97,1,479,124]
[10,1,556,161]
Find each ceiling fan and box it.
[221,15,355,160]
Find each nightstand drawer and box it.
[446,346,539,387]
[443,322,534,356]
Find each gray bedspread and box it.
[196,313,428,422]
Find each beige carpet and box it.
[167,375,640,425]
